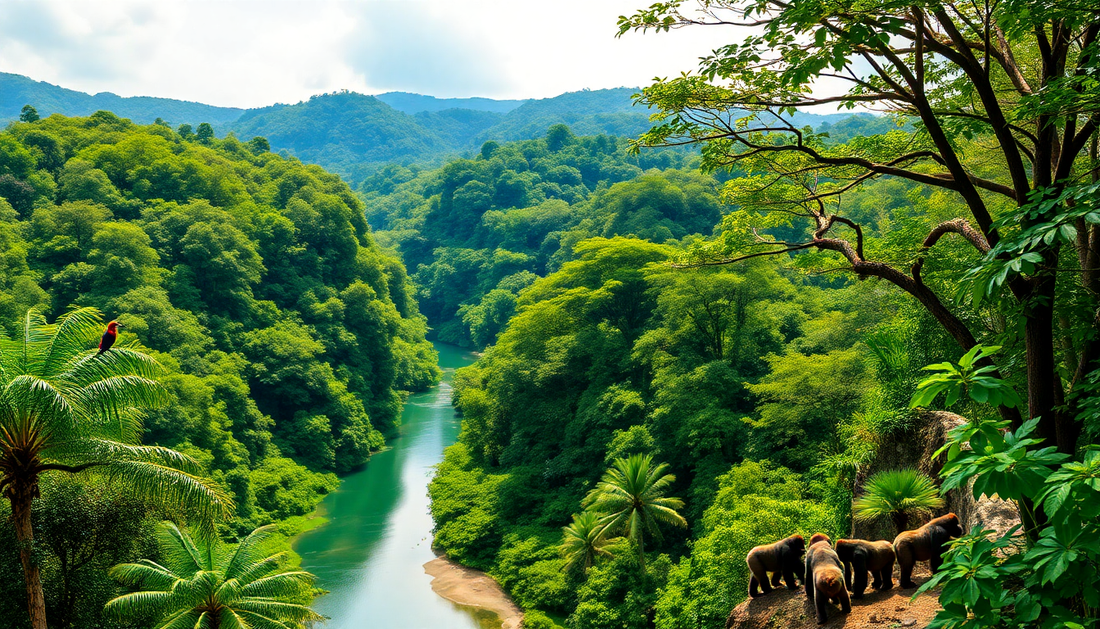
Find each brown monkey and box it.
[804,535,851,624]
[835,539,895,597]
[745,535,806,597]
[893,513,963,588]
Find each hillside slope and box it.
[228,91,455,179]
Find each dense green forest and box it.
[427,197,961,628]
[2,1,1099,628]
[0,111,439,628]
[422,2,1100,629]
[361,126,726,348]
[361,116,902,350]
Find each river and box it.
[294,343,496,629]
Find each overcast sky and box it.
[0,0,745,108]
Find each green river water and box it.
[294,343,497,629]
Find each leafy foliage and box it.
[429,235,904,625]
[582,454,687,569]
[105,522,322,629]
[910,346,1023,409]
[560,512,615,574]
[0,112,440,627]
[362,130,720,348]
[852,469,944,535]
[655,461,837,629]
[913,360,1100,627]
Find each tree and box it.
[0,174,36,218]
[19,106,39,123]
[104,522,323,629]
[583,454,687,571]
[561,512,616,573]
[0,308,228,629]
[852,469,944,536]
[546,124,575,152]
[177,124,194,140]
[247,136,270,154]
[31,479,154,629]
[619,0,1100,457]
[195,123,215,144]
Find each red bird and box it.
[98,321,122,355]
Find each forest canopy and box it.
[0,110,440,628]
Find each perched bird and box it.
[98,321,122,355]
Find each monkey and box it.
[745,535,806,597]
[893,513,963,588]
[804,534,851,624]
[835,539,895,597]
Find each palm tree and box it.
[560,511,616,573]
[853,469,945,536]
[0,308,228,629]
[583,453,687,571]
[105,522,323,629]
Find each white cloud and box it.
[0,0,744,107]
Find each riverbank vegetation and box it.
[427,1,1100,627]
[0,112,439,628]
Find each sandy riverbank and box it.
[424,556,524,629]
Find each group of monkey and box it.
[744,513,964,624]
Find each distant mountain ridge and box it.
[0,72,244,126]
[2,72,897,185]
[375,92,526,114]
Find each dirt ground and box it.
[424,555,524,629]
[726,566,942,629]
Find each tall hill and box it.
[227,91,456,180]
[476,87,653,142]
[0,72,243,126]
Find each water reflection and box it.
[295,344,496,629]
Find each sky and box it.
[0,0,745,109]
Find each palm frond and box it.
[73,375,167,440]
[152,608,203,629]
[214,578,243,606]
[238,608,321,629]
[64,440,206,475]
[583,453,687,565]
[240,572,316,599]
[4,374,77,427]
[109,560,180,589]
[217,609,248,629]
[234,599,325,622]
[223,524,278,580]
[108,522,323,628]
[62,347,166,387]
[43,307,105,376]
[102,460,232,523]
[232,552,289,586]
[853,469,944,521]
[158,522,208,574]
[103,590,176,619]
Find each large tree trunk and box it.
[10,476,47,629]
